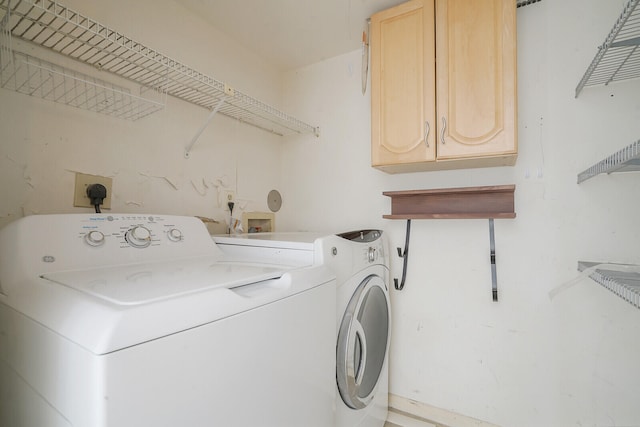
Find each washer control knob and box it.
[167,228,183,242]
[85,230,105,247]
[126,226,152,248]
[368,247,376,263]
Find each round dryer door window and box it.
[337,274,390,409]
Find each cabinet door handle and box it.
[440,117,446,145]
[424,121,430,148]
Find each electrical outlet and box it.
[73,172,113,209]
[224,190,236,203]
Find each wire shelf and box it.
[0,0,319,136]
[575,0,640,97]
[0,50,165,121]
[577,139,640,183]
[516,0,542,9]
[578,262,640,309]
[0,5,163,120]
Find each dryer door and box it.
[337,274,390,409]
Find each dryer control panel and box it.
[336,229,385,265]
[316,230,389,283]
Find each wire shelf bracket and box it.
[184,96,227,159]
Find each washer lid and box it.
[41,256,288,305]
[9,261,334,355]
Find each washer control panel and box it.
[77,215,189,250]
[3,214,217,283]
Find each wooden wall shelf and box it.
[383,185,516,219]
[382,184,516,299]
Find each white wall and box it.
[0,0,284,229]
[282,1,640,426]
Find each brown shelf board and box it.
[383,213,516,220]
[383,185,515,220]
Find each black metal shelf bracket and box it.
[393,218,499,301]
[394,219,411,290]
[489,218,498,301]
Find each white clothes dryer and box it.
[317,230,391,427]
[215,230,391,427]
[0,214,336,427]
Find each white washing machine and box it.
[0,214,336,427]
[215,229,391,427]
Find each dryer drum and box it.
[336,274,390,409]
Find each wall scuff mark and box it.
[5,155,33,188]
[139,172,180,190]
[191,179,208,196]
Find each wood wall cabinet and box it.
[371,0,517,173]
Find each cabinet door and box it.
[371,0,436,168]
[435,0,517,160]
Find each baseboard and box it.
[385,410,438,427]
[388,394,502,427]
